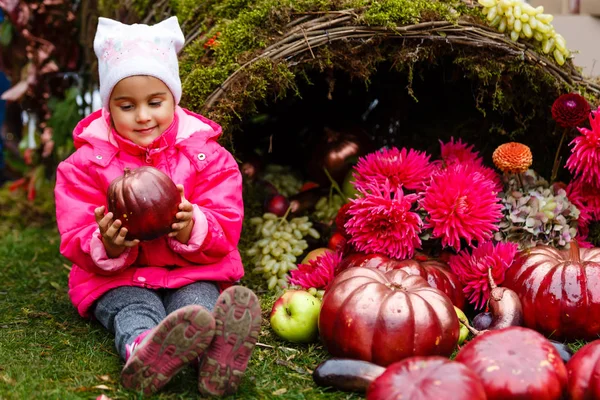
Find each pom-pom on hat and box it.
[94,16,185,109]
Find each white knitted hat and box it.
[94,16,185,109]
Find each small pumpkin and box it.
[336,253,465,309]
[107,166,180,241]
[366,356,486,400]
[455,326,568,400]
[503,241,600,340]
[319,267,459,367]
[566,340,600,400]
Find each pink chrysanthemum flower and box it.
[448,241,519,310]
[353,147,434,192]
[440,137,481,166]
[460,161,503,193]
[566,108,600,187]
[346,181,422,260]
[566,178,594,237]
[289,250,343,290]
[421,164,502,251]
[435,138,502,192]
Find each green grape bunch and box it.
[246,213,320,290]
[262,164,303,197]
[479,0,570,65]
[307,287,326,300]
[313,194,345,223]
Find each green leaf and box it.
[46,86,83,151]
[0,21,13,47]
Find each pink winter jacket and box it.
[55,106,244,317]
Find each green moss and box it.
[98,0,599,147]
[362,0,458,26]
[181,65,232,111]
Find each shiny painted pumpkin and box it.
[455,327,568,400]
[336,253,465,309]
[366,356,486,400]
[107,166,180,241]
[503,242,600,340]
[566,340,600,400]
[319,267,459,367]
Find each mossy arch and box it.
[99,0,600,178]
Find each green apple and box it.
[454,306,469,345]
[341,168,359,199]
[301,247,333,264]
[270,290,322,343]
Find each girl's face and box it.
[109,76,175,147]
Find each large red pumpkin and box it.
[319,267,459,367]
[366,356,487,400]
[503,242,600,340]
[455,327,568,400]
[107,166,180,241]
[566,340,600,400]
[336,253,465,309]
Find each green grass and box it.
[0,225,360,400]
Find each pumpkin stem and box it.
[487,268,497,290]
[569,240,581,262]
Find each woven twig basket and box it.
[202,7,600,113]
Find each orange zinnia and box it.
[492,142,533,173]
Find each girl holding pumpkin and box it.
[54,17,261,397]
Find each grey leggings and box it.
[93,282,220,359]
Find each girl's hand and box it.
[169,184,194,243]
[94,206,140,258]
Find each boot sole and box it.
[198,286,262,396]
[121,305,216,396]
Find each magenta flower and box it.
[566,107,600,188]
[566,178,594,238]
[289,250,342,290]
[421,164,502,251]
[436,138,502,192]
[346,181,422,260]
[440,137,481,166]
[353,147,434,192]
[448,241,520,310]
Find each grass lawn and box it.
[0,220,360,400]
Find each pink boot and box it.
[198,286,262,396]
[121,305,216,396]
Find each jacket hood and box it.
[72,106,222,151]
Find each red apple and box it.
[566,340,600,400]
[300,181,319,192]
[367,356,486,400]
[270,290,322,343]
[455,326,568,400]
[328,232,347,251]
[264,194,290,217]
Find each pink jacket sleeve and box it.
[55,160,138,275]
[168,146,243,264]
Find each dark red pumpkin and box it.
[319,267,459,367]
[366,356,486,400]
[455,326,568,400]
[335,253,403,275]
[107,166,180,241]
[566,340,600,400]
[336,253,465,309]
[503,242,600,340]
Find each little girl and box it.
[54,16,261,396]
